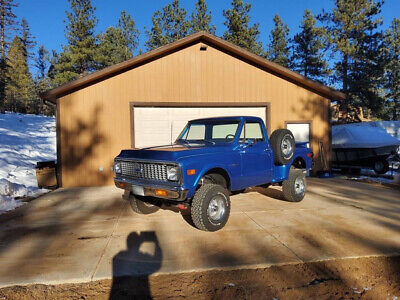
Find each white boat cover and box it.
[369,121,400,140]
[332,122,400,149]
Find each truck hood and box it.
[116,143,229,162]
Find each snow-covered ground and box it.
[0,112,56,213]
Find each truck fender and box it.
[194,166,232,190]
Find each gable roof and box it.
[42,31,346,103]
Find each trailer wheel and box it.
[373,160,389,175]
[282,169,306,202]
[129,194,159,214]
[270,129,296,165]
[191,184,230,231]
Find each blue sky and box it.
[15,0,400,61]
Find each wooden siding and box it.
[58,42,331,187]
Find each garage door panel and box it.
[134,107,267,148]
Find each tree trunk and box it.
[340,54,349,120]
[0,2,5,60]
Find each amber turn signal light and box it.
[155,189,167,196]
[119,182,126,188]
[187,169,196,176]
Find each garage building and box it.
[42,32,345,187]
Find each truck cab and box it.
[114,116,312,231]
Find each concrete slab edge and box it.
[2,252,399,289]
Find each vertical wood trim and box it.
[56,99,62,187]
[266,103,271,136]
[327,101,332,169]
[130,102,135,148]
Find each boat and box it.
[331,123,400,174]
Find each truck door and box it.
[239,121,273,187]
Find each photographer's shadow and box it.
[110,231,162,299]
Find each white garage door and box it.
[134,106,267,148]
[286,123,310,144]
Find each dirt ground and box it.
[1,255,399,300]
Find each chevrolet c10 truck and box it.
[114,116,312,231]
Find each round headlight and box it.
[397,146,400,155]
[114,162,122,174]
[167,166,179,181]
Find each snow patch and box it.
[0,112,56,214]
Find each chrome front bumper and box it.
[114,177,188,201]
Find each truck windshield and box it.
[176,120,240,144]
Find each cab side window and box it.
[239,122,264,143]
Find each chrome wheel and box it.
[281,135,293,158]
[143,201,154,207]
[294,177,305,195]
[207,195,226,222]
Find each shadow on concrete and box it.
[110,231,162,299]
[0,187,123,276]
[251,186,286,201]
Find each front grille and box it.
[120,161,168,182]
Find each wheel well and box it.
[201,168,231,190]
[292,157,306,169]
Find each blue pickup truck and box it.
[114,116,312,231]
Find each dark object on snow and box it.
[36,161,58,189]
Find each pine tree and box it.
[319,0,385,119]
[0,0,17,59]
[0,0,18,113]
[20,18,36,64]
[145,0,189,51]
[267,15,290,68]
[47,50,59,85]
[5,36,33,113]
[35,45,49,80]
[222,0,263,55]
[190,0,215,34]
[53,0,98,85]
[292,10,329,82]
[34,45,54,115]
[384,18,400,120]
[97,27,130,67]
[118,11,139,56]
[98,11,139,67]
[146,11,166,51]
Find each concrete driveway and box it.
[0,178,399,287]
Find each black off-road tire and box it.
[373,159,389,175]
[282,169,306,202]
[203,173,227,188]
[191,184,230,231]
[129,194,159,214]
[270,129,296,165]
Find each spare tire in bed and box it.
[270,129,295,165]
